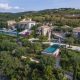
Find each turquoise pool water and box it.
[43,44,59,53]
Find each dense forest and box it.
[0,8,80,28]
[0,34,80,80]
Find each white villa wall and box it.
[42,28,48,36]
[28,22,36,29]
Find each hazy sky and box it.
[0,0,80,12]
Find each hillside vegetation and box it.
[0,8,80,28]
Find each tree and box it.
[44,65,56,80]
[21,38,30,47]
[0,51,21,79]
[31,69,42,80]
[39,35,48,42]
[71,57,80,80]
[13,47,27,57]
[0,40,18,51]
[32,43,42,54]
[66,37,74,47]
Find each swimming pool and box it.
[42,44,59,54]
[0,29,18,36]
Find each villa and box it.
[16,18,36,30]
[36,25,52,41]
[73,27,80,37]
[7,20,16,29]
[64,14,80,19]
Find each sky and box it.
[0,0,80,13]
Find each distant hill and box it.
[0,8,80,27]
[0,8,80,21]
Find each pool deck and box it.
[42,44,60,56]
[28,38,80,52]
[43,42,80,52]
[42,48,60,56]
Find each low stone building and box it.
[7,20,16,29]
[73,27,80,37]
[36,25,52,41]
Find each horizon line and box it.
[0,7,80,13]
